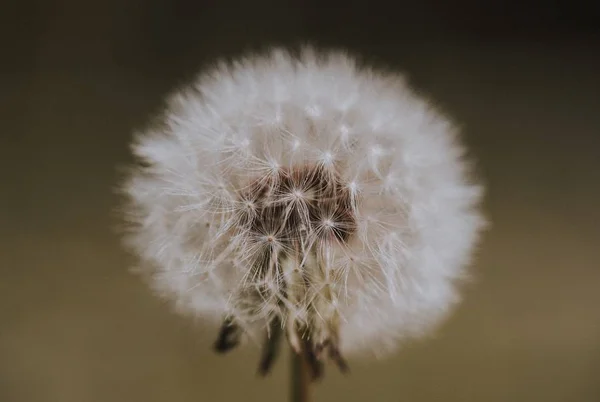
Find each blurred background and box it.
[1,1,599,401]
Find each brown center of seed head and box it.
[242,165,357,246]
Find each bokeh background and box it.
[2,1,599,401]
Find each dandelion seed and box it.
[119,46,486,383]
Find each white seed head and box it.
[120,46,486,361]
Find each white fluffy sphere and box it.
[121,47,485,361]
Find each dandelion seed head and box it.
[120,46,486,362]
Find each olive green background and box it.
[2,1,599,401]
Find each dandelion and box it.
[120,46,486,399]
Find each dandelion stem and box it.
[291,346,312,402]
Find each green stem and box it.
[291,347,311,402]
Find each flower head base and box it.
[121,47,485,378]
